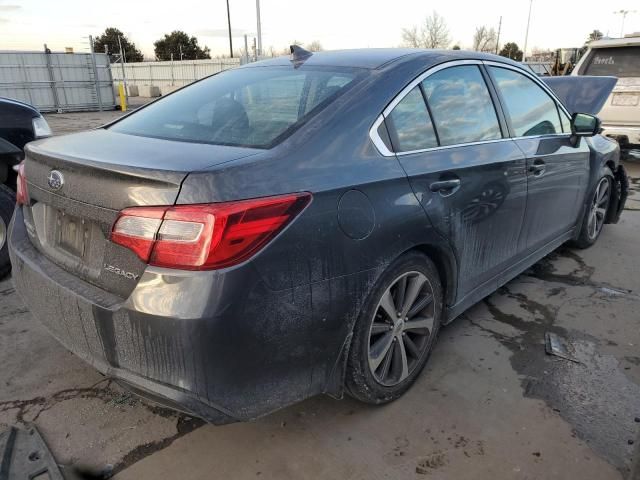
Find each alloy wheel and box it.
[367,271,435,386]
[587,177,610,240]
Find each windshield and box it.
[110,66,363,148]
[582,46,640,77]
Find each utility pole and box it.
[226,0,234,58]
[523,0,533,62]
[614,10,636,37]
[256,0,262,57]
[495,16,502,54]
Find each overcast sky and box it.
[1,0,639,58]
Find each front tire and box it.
[345,252,443,404]
[572,168,613,249]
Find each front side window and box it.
[489,67,562,137]
[421,65,502,146]
[386,87,438,152]
[110,66,362,148]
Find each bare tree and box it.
[401,26,421,48]
[473,26,497,52]
[306,40,324,52]
[401,11,451,49]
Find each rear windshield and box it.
[109,66,362,148]
[582,46,640,77]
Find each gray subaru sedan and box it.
[8,47,628,423]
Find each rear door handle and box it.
[429,179,461,195]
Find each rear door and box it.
[384,62,528,298]
[486,64,590,252]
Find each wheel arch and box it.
[407,244,457,307]
[605,160,616,174]
[323,242,457,398]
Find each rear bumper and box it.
[602,125,640,146]
[9,207,370,423]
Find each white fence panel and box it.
[111,58,241,90]
[0,51,117,112]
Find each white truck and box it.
[573,35,640,147]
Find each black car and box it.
[0,97,52,277]
[8,48,627,423]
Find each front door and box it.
[385,63,528,299]
[486,65,590,252]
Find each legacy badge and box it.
[104,264,139,280]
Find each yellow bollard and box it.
[118,83,127,112]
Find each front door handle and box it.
[529,160,546,176]
[429,179,461,196]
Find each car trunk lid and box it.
[22,129,260,297]
[542,76,618,115]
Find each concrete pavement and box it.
[1,111,638,479]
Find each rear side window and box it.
[582,47,640,77]
[421,65,502,146]
[386,87,438,152]
[110,66,362,148]
[489,67,562,136]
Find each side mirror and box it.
[570,112,601,147]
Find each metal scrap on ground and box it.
[545,332,581,363]
[0,425,64,480]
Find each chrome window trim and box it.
[512,133,571,141]
[395,137,512,156]
[368,59,573,157]
[382,59,483,117]
[369,115,395,157]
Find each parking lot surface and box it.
[0,108,638,479]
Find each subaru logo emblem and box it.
[47,170,64,191]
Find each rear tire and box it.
[345,251,443,404]
[572,168,613,249]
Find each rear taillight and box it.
[16,161,28,205]
[111,193,312,270]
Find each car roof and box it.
[244,48,523,70]
[0,96,40,115]
[587,36,640,48]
